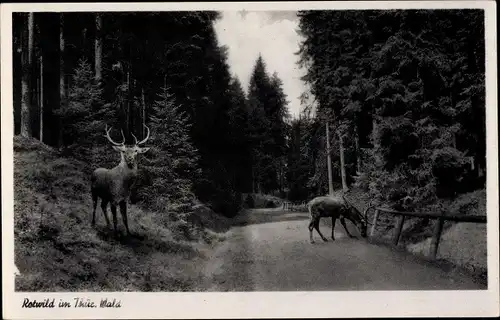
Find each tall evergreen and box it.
[297,9,486,209]
[139,87,200,216]
[226,76,252,192]
[247,55,277,193]
[12,11,252,219]
[53,59,109,154]
[268,72,291,193]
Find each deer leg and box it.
[331,217,336,241]
[119,201,131,236]
[308,219,315,243]
[110,204,119,237]
[92,193,98,226]
[340,217,355,238]
[100,199,111,227]
[314,218,328,242]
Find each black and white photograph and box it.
[1,1,498,319]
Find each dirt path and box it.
[202,209,484,291]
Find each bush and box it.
[244,194,255,208]
[431,147,468,198]
[265,200,276,208]
[208,189,242,218]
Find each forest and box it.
[13,9,486,223]
[13,11,290,221]
[11,9,488,292]
[292,9,486,213]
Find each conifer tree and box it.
[297,9,486,209]
[54,58,115,167]
[139,87,200,216]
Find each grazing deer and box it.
[307,195,367,243]
[91,124,150,237]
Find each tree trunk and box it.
[58,13,65,146]
[20,13,34,137]
[94,13,103,83]
[251,162,255,194]
[279,158,284,194]
[36,77,40,135]
[477,160,484,178]
[338,131,348,192]
[371,118,380,165]
[126,70,131,138]
[141,87,146,138]
[59,13,65,108]
[325,121,334,196]
[39,56,44,142]
[13,16,22,135]
[354,124,361,174]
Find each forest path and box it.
[201,208,484,291]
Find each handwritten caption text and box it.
[22,298,122,309]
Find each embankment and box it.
[13,136,230,291]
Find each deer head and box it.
[104,124,151,169]
[345,205,368,238]
[342,195,368,238]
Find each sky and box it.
[213,11,308,117]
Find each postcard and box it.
[1,1,498,319]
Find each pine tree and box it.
[297,9,486,209]
[247,55,274,193]
[226,76,252,192]
[267,72,291,193]
[54,58,115,167]
[139,87,200,217]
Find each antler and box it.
[104,125,125,146]
[132,124,150,145]
[342,194,351,208]
[363,199,377,222]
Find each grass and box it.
[13,136,230,292]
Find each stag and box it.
[91,124,150,237]
[307,195,367,243]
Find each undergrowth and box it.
[13,136,230,292]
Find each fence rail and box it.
[282,201,307,212]
[282,199,486,260]
[367,206,487,259]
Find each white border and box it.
[1,2,498,319]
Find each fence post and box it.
[370,209,380,237]
[430,217,445,259]
[392,215,405,246]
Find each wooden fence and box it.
[283,201,307,212]
[281,199,486,260]
[366,207,487,259]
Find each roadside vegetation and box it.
[14,136,230,291]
